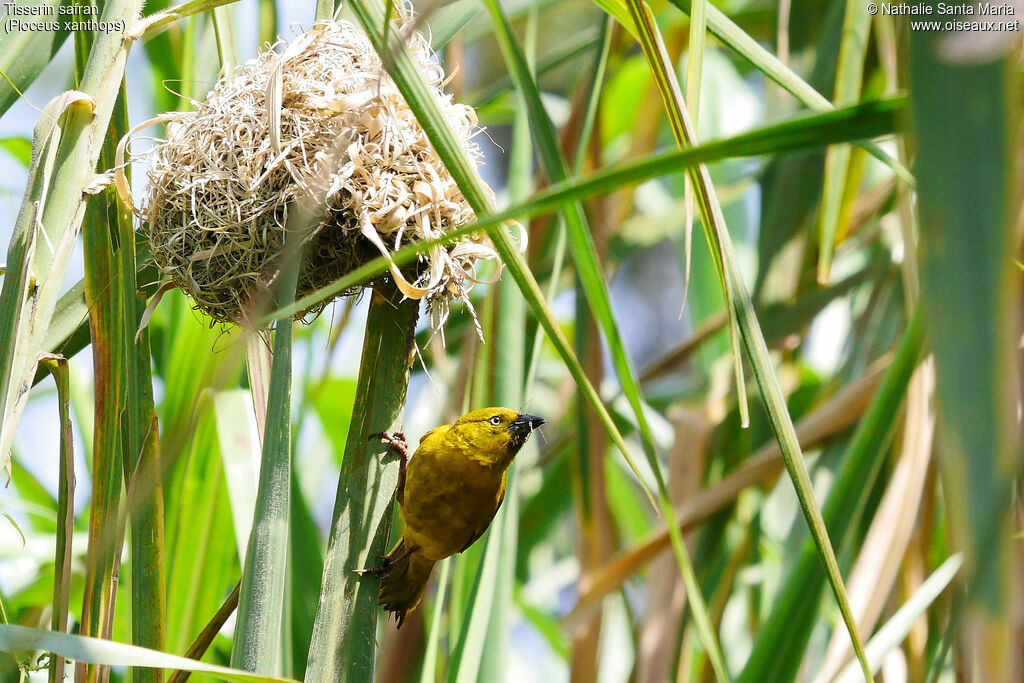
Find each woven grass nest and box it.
[134,19,500,329]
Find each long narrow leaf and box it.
[0,0,143,483]
[446,527,503,683]
[41,355,74,683]
[738,311,923,682]
[133,0,246,39]
[834,554,963,683]
[483,0,727,677]
[524,16,611,394]
[419,559,451,683]
[168,581,241,683]
[624,1,882,677]
[76,34,130,680]
[231,254,300,674]
[29,95,901,382]
[469,27,601,108]
[465,25,535,676]
[817,0,872,281]
[681,0,707,318]
[303,281,418,683]
[0,90,90,474]
[0,625,297,683]
[164,412,237,657]
[428,0,481,50]
[908,16,1020,678]
[104,79,167,682]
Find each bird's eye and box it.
[489,415,502,426]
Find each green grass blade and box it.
[484,2,730,676]
[288,468,324,679]
[215,390,262,563]
[737,311,923,682]
[834,554,963,683]
[524,15,611,394]
[139,0,184,114]
[817,0,872,281]
[615,5,733,678]
[101,79,167,682]
[264,106,897,326]
[623,1,880,677]
[419,558,451,683]
[681,0,707,316]
[167,581,241,683]
[164,412,238,658]
[482,4,696,575]
[480,0,674,480]
[589,0,636,39]
[230,260,299,675]
[315,0,336,24]
[345,0,656,508]
[134,0,246,39]
[211,5,236,71]
[75,41,131,682]
[258,0,277,47]
[451,18,536,674]
[627,1,749,428]
[685,0,706,131]
[0,625,298,683]
[461,0,569,43]
[34,281,88,385]
[154,298,243,662]
[446,531,500,682]
[481,0,710,530]
[126,378,167,683]
[303,280,418,683]
[0,0,143,478]
[41,355,74,683]
[908,19,1020,677]
[0,90,90,474]
[469,27,600,109]
[428,0,481,50]
[31,235,154,388]
[446,503,514,683]
[66,52,167,678]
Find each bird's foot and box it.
[354,554,393,577]
[369,431,410,501]
[368,431,408,459]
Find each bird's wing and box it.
[458,486,506,553]
[419,425,449,445]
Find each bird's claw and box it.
[354,554,394,577]
[369,431,408,456]
[369,431,410,502]
[354,565,387,577]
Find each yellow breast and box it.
[399,424,507,561]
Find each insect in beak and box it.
[509,413,545,435]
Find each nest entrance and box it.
[140,19,499,328]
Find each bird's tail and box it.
[378,538,435,629]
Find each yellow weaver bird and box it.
[363,407,545,628]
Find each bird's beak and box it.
[509,413,545,435]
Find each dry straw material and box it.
[137,19,500,328]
